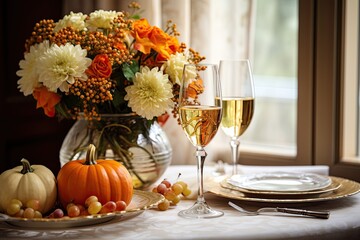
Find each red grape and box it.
[115,201,127,211]
[100,201,117,213]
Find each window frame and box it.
[241,0,360,182]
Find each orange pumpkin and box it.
[57,144,133,208]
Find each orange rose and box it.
[132,18,153,38]
[33,86,61,117]
[133,36,154,54]
[149,27,171,59]
[86,54,112,78]
[132,18,180,59]
[156,35,180,61]
[132,19,154,54]
[166,35,180,54]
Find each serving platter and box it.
[0,190,164,229]
[227,172,332,192]
[208,176,360,203]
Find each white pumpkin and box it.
[0,159,57,214]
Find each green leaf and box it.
[122,61,139,81]
[130,14,141,20]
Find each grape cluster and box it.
[49,196,128,218]
[6,199,42,218]
[152,178,192,211]
[5,196,127,219]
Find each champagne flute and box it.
[178,63,224,218]
[219,59,255,176]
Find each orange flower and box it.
[132,18,180,60]
[114,42,127,51]
[157,112,170,126]
[132,19,154,54]
[33,86,61,117]
[132,18,153,38]
[86,54,112,78]
[156,35,180,61]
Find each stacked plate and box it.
[209,172,360,203]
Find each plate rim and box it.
[227,172,332,192]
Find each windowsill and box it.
[241,142,297,158]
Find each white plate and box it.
[0,190,164,229]
[208,176,360,203]
[227,172,332,192]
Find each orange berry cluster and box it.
[67,77,115,120]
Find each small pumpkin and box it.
[57,144,133,208]
[0,159,57,214]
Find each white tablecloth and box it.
[1,165,359,240]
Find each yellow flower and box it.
[124,66,174,120]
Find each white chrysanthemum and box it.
[124,66,174,120]
[162,52,196,85]
[54,11,87,32]
[16,41,50,96]
[37,43,92,92]
[86,10,119,31]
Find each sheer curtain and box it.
[63,0,254,165]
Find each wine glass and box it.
[178,63,224,218]
[219,59,255,176]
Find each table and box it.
[1,165,360,240]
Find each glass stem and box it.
[196,146,207,203]
[230,138,240,175]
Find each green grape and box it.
[34,211,42,218]
[172,195,181,205]
[171,183,184,195]
[182,187,192,197]
[88,201,102,214]
[10,199,23,208]
[26,199,40,211]
[85,195,98,207]
[176,181,188,189]
[6,203,21,216]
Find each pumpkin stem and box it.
[85,144,97,165]
[20,158,34,174]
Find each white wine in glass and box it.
[178,63,223,218]
[219,59,255,175]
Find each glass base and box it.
[178,201,224,219]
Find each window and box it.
[242,0,298,156]
[341,0,359,164]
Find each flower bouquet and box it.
[16,2,205,188]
